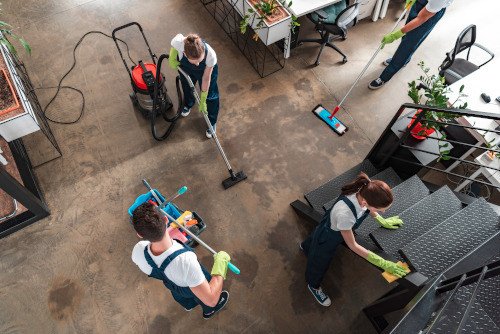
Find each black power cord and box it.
[30,31,136,124]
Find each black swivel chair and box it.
[439,24,494,85]
[297,2,360,66]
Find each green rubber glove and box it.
[381,29,405,48]
[405,0,416,8]
[168,47,180,70]
[375,214,404,230]
[211,251,231,279]
[199,91,208,115]
[367,252,408,278]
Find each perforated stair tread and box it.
[304,159,379,213]
[353,175,429,247]
[370,186,462,259]
[400,198,500,278]
[430,282,500,334]
[322,167,402,212]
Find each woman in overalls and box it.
[301,172,408,306]
[169,33,220,138]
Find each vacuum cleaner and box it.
[112,22,183,141]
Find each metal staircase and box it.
[291,160,500,333]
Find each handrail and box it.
[401,103,500,120]
[454,266,488,333]
[423,274,467,334]
[396,130,500,154]
[399,144,500,172]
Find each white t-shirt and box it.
[426,0,453,13]
[329,194,368,231]
[171,34,217,67]
[132,239,206,288]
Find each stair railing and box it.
[367,103,500,192]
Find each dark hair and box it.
[132,202,166,242]
[184,33,204,59]
[341,172,393,209]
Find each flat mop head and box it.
[222,170,247,189]
[312,104,348,136]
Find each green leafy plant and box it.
[0,5,31,55]
[408,61,468,162]
[240,0,299,41]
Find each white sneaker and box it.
[181,107,191,117]
[206,124,217,138]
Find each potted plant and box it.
[0,9,31,116]
[239,0,299,45]
[407,61,468,161]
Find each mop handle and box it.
[160,186,188,209]
[330,4,412,119]
[142,180,241,275]
[176,67,234,172]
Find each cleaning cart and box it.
[128,189,206,247]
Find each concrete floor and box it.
[1,0,499,333]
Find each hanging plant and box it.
[240,0,299,41]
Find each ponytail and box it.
[184,33,204,59]
[341,172,393,209]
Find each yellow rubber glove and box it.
[211,251,231,279]
[367,252,408,278]
[168,47,180,70]
[375,214,404,229]
[381,29,405,48]
[405,0,416,8]
[200,91,208,115]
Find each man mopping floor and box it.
[369,0,453,89]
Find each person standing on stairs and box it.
[168,33,220,138]
[131,202,230,319]
[368,0,453,89]
[300,173,408,306]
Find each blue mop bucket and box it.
[128,189,206,246]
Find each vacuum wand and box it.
[176,66,247,189]
[329,3,412,119]
[142,180,241,275]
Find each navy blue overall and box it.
[302,195,370,289]
[179,42,220,127]
[380,0,447,82]
[143,240,215,313]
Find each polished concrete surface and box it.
[0,0,499,333]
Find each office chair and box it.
[297,2,359,66]
[439,24,494,85]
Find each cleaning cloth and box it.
[382,261,410,283]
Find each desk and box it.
[446,59,500,190]
[284,0,342,58]
[288,0,342,17]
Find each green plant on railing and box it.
[0,5,31,55]
[408,61,467,162]
[240,0,299,41]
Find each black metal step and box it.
[353,175,429,249]
[430,282,500,334]
[322,167,402,212]
[400,198,500,278]
[304,159,379,213]
[369,186,462,259]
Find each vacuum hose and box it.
[150,54,183,141]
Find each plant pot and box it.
[243,0,292,45]
[0,69,20,116]
[408,109,435,140]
